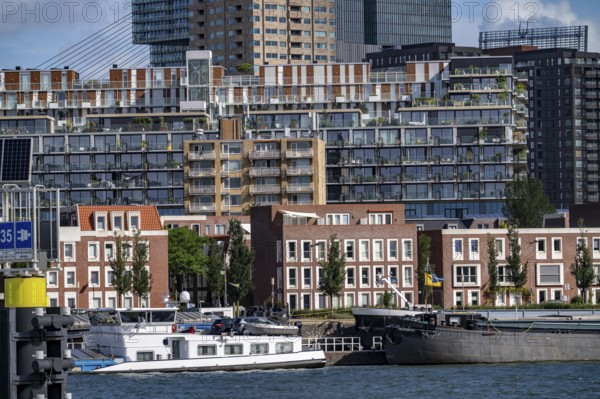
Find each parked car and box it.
[210,318,234,334]
[231,317,299,336]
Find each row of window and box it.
[93,211,140,232]
[282,239,413,263]
[46,292,144,309]
[48,265,148,289]
[287,265,412,289]
[287,290,413,311]
[64,240,149,263]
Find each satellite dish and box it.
[180,291,191,303]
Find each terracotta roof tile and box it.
[77,205,164,231]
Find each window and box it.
[287,241,297,261]
[374,266,384,283]
[128,212,140,231]
[453,239,463,260]
[197,345,217,356]
[389,266,398,284]
[136,351,154,361]
[455,265,478,285]
[303,268,311,287]
[552,238,562,258]
[402,240,413,261]
[361,267,370,286]
[65,269,75,286]
[593,238,600,258]
[495,238,505,259]
[302,241,311,262]
[470,291,480,306]
[346,267,355,286]
[105,242,114,261]
[403,266,413,287]
[373,240,383,261]
[90,270,100,286]
[64,243,75,261]
[224,344,243,355]
[498,265,510,284]
[536,238,546,259]
[345,240,355,260]
[359,240,370,261]
[369,213,392,224]
[388,240,398,260]
[326,214,349,225]
[454,291,464,307]
[250,343,269,355]
[96,213,107,230]
[316,241,326,260]
[112,213,124,230]
[47,271,58,286]
[276,342,293,353]
[106,269,115,287]
[469,239,479,260]
[345,293,355,307]
[288,268,297,287]
[538,264,562,285]
[88,242,99,261]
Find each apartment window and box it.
[64,243,75,261]
[389,266,399,284]
[345,240,355,260]
[106,269,115,287]
[128,212,140,231]
[470,291,480,306]
[403,265,413,287]
[288,268,297,287]
[453,239,463,260]
[276,240,282,263]
[215,224,227,235]
[373,240,384,261]
[402,240,413,261]
[359,240,370,261]
[47,271,58,286]
[90,270,100,286]
[455,265,478,285]
[65,270,75,286]
[302,241,312,262]
[552,289,563,301]
[536,238,546,259]
[346,267,355,286]
[287,241,297,261]
[95,213,107,230]
[593,238,600,253]
[316,241,326,260]
[369,213,392,225]
[112,213,124,230]
[67,297,75,309]
[552,238,562,259]
[498,265,510,284]
[469,239,479,260]
[374,266,384,283]
[88,242,99,261]
[345,293,355,307]
[454,291,464,307]
[303,268,311,287]
[361,267,369,286]
[105,242,114,261]
[388,240,398,260]
[538,264,562,285]
[326,213,349,225]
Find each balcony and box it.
[249,185,282,194]
[189,168,216,177]
[188,151,215,160]
[286,184,313,193]
[189,186,215,195]
[286,149,313,158]
[249,167,281,177]
[249,150,281,159]
[286,167,313,176]
[189,203,216,212]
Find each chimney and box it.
[15,66,21,70]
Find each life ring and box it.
[172,324,177,333]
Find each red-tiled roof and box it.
[77,206,164,231]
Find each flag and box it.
[425,273,443,287]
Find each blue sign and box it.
[0,221,33,250]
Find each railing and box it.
[189,186,215,195]
[189,168,216,177]
[188,151,216,160]
[249,150,281,159]
[189,203,216,212]
[0,79,182,92]
[287,167,313,176]
[302,336,382,352]
[287,149,313,158]
[286,184,313,193]
[249,185,281,194]
[249,167,282,177]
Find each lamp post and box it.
[271,277,275,308]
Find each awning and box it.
[278,210,322,219]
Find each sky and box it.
[0,0,598,70]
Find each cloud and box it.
[452,0,598,51]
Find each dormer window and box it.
[95,211,108,231]
[128,211,141,231]
[112,212,124,231]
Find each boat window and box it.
[88,310,120,326]
[224,344,244,355]
[150,310,177,323]
[136,351,154,361]
[197,345,217,356]
[120,311,147,323]
[250,343,269,355]
[275,342,293,354]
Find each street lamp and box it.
[271,277,275,308]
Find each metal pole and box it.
[462,273,465,311]
[271,277,275,307]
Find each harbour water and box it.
[69,362,600,398]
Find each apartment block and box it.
[426,226,600,308]
[184,137,327,215]
[250,204,418,311]
[47,205,169,309]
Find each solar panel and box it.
[0,138,32,183]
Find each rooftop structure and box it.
[479,25,588,52]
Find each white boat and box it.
[80,308,325,373]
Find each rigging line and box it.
[34,13,132,69]
[73,30,137,74]
[82,44,146,79]
[38,22,132,71]
[113,46,149,69]
[95,48,148,80]
[58,24,133,71]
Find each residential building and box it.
[480,25,588,52]
[47,205,169,308]
[426,224,600,307]
[250,204,418,311]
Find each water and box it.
[69,362,600,398]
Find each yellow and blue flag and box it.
[425,273,443,287]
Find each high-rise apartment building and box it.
[133,0,452,71]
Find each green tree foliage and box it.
[205,239,225,306]
[317,235,347,316]
[506,224,528,290]
[503,176,555,228]
[168,227,209,296]
[227,219,255,309]
[487,234,499,293]
[236,63,253,74]
[131,230,152,305]
[570,221,595,304]
[110,232,132,307]
[417,234,432,304]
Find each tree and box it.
[506,224,528,302]
[227,219,254,311]
[110,232,132,308]
[168,227,209,297]
[317,235,346,317]
[486,234,499,295]
[417,234,432,304]
[205,239,225,306]
[236,63,253,75]
[503,176,555,228]
[131,230,152,306]
[570,221,595,304]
